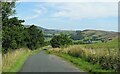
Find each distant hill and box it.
[24,25,76,35]
[82,29,118,39]
[24,25,118,40]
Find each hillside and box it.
[82,29,118,40]
[24,25,75,35]
[24,25,118,40]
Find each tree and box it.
[1,2,16,27]
[50,34,72,48]
[92,35,98,41]
[83,37,92,44]
[2,16,25,51]
[2,2,26,53]
[1,2,45,53]
[26,25,44,50]
[50,35,61,48]
[70,30,84,40]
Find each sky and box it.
[14,1,118,32]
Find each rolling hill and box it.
[24,25,76,35]
[24,25,118,40]
[82,29,118,39]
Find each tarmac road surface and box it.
[20,50,83,72]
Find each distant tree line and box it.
[1,2,44,53]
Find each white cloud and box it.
[24,6,46,20]
[48,3,118,20]
[53,11,68,17]
[24,9,42,20]
[16,1,118,20]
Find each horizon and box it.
[24,24,118,32]
[15,2,118,32]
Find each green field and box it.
[82,38,118,49]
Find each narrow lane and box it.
[20,50,82,72]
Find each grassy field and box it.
[2,47,43,72]
[82,38,118,49]
[47,38,119,72]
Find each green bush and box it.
[73,40,83,44]
[11,40,17,49]
[50,34,72,48]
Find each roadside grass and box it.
[47,51,113,73]
[2,47,43,72]
[9,51,29,72]
[47,39,118,72]
[2,48,30,72]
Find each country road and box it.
[20,50,82,72]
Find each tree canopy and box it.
[1,2,45,53]
[50,34,72,48]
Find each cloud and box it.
[53,11,68,17]
[24,9,42,20]
[16,2,118,20]
[24,6,46,20]
[29,10,41,19]
[48,2,117,20]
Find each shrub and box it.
[50,34,72,48]
[49,45,118,71]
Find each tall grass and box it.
[2,48,31,72]
[48,43,118,72]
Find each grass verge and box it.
[47,51,113,73]
[2,47,43,72]
[9,51,29,72]
[2,48,30,72]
